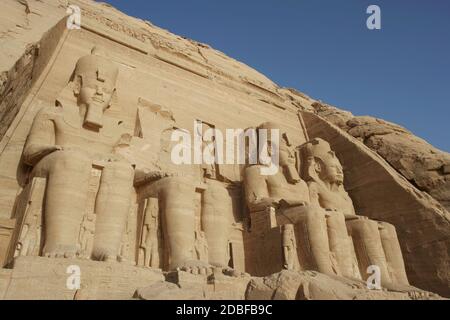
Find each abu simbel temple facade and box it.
[0,0,449,300]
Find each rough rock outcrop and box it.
[311,102,450,211]
[302,111,450,296]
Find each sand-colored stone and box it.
[2,256,164,300]
[311,102,450,211]
[246,270,442,300]
[0,0,448,300]
[301,111,449,296]
[136,269,251,300]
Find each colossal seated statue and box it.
[300,138,410,286]
[244,122,336,275]
[22,48,134,261]
[135,119,241,274]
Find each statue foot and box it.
[91,248,120,262]
[94,253,119,262]
[221,266,249,278]
[118,256,136,265]
[43,244,78,258]
[104,255,119,263]
[382,282,432,299]
[176,260,213,275]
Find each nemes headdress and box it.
[74,47,118,87]
[257,122,290,145]
[299,138,335,181]
[301,138,335,161]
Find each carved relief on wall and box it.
[13,177,46,259]
[78,213,96,259]
[138,197,164,269]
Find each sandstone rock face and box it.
[0,0,448,300]
[312,102,450,212]
[0,0,66,142]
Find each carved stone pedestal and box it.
[136,270,251,300]
[0,219,15,266]
[1,256,164,300]
[0,269,11,300]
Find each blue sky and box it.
[102,0,450,152]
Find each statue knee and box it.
[105,160,134,182]
[52,150,91,172]
[162,176,195,195]
[347,218,378,237]
[303,209,328,231]
[378,221,397,237]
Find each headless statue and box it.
[199,123,232,268]
[300,138,409,286]
[244,122,335,275]
[23,48,134,261]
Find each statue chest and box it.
[267,173,309,200]
[318,191,353,214]
[53,116,120,154]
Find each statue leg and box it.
[21,238,31,256]
[150,241,160,268]
[159,177,196,270]
[346,219,392,286]
[378,222,409,285]
[143,246,150,267]
[92,160,134,261]
[278,206,334,275]
[202,179,232,267]
[33,150,91,258]
[326,212,357,278]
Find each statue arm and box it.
[307,182,321,208]
[345,191,357,218]
[23,107,60,166]
[134,168,171,187]
[19,224,29,242]
[244,166,277,211]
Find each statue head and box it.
[72,47,118,129]
[301,138,344,186]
